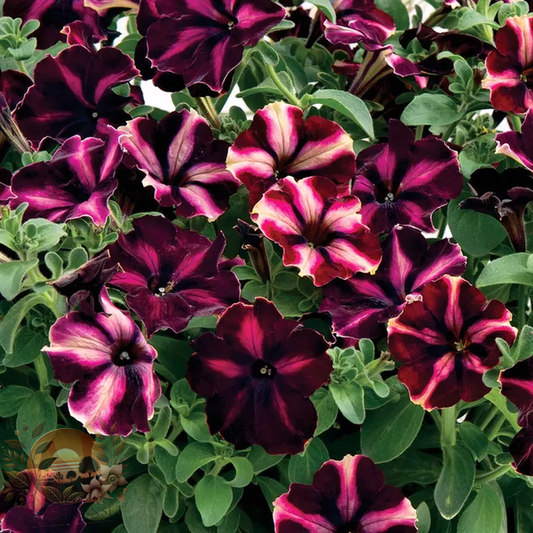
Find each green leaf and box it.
[375,0,409,29]
[448,197,507,257]
[195,475,233,528]
[361,391,424,463]
[22,219,65,253]
[67,247,89,270]
[330,381,365,424]
[217,509,240,533]
[458,421,489,461]
[0,293,45,353]
[255,40,279,66]
[163,484,180,518]
[310,90,374,138]
[257,477,287,511]
[154,446,178,485]
[288,438,329,484]
[226,457,254,488]
[181,410,213,442]
[401,94,463,126]
[307,0,336,21]
[16,391,57,453]
[44,252,63,279]
[150,405,171,440]
[122,474,164,533]
[434,445,475,520]
[485,389,520,432]
[0,385,33,417]
[457,485,503,533]
[247,446,285,475]
[175,443,217,482]
[84,498,122,521]
[4,328,46,368]
[0,259,38,300]
[311,388,338,436]
[416,502,431,533]
[514,325,533,361]
[477,254,533,287]
[380,449,442,487]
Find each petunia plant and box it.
[0,0,532,532]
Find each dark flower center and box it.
[252,360,277,379]
[149,277,177,297]
[113,350,132,366]
[521,65,533,84]
[454,340,467,353]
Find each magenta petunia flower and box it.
[320,225,466,343]
[324,0,395,51]
[388,275,517,410]
[460,167,533,252]
[44,288,161,436]
[16,45,139,147]
[496,110,533,171]
[273,454,417,532]
[118,110,239,220]
[187,298,332,454]
[10,130,123,226]
[483,16,533,114]
[252,176,382,287]
[3,0,104,49]
[352,119,463,235]
[227,101,356,208]
[107,215,241,337]
[144,0,286,93]
[3,503,86,533]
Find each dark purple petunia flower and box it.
[2,503,86,533]
[227,101,356,208]
[496,110,533,172]
[352,119,463,234]
[320,225,466,343]
[324,0,395,51]
[388,275,517,410]
[52,251,119,313]
[187,298,332,454]
[107,215,241,337]
[508,427,533,476]
[144,0,287,93]
[500,355,533,428]
[118,110,239,220]
[44,287,161,436]
[3,0,104,49]
[15,45,139,147]
[0,168,14,204]
[10,130,123,226]
[483,16,533,114]
[460,167,533,252]
[0,70,33,111]
[273,454,417,532]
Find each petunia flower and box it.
[227,101,356,207]
[508,427,533,476]
[460,167,533,252]
[0,70,33,111]
[324,0,395,51]
[85,0,139,14]
[107,215,241,337]
[320,225,466,343]
[273,454,417,532]
[144,0,286,94]
[496,110,533,171]
[16,45,139,147]
[10,130,123,226]
[388,275,517,410]
[483,16,533,114]
[187,298,332,454]
[0,169,14,205]
[44,287,161,436]
[500,355,533,428]
[52,251,119,313]
[118,110,239,220]
[252,176,382,287]
[352,119,463,235]
[3,0,104,49]
[2,503,86,533]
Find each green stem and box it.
[167,416,183,442]
[487,412,506,441]
[509,114,522,133]
[34,354,49,393]
[194,97,222,130]
[436,213,447,239]
[518,285,527,331]
[440,407,457,448]
[265,63,301,107]
[415,125,424,141]
[442,119,461,143]
[16,61,29,76]
[430,410,442,432]
[478,404,499,431]
[475,464,512,484]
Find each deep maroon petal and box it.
[500,356,533,427]
[496,110,533,171]
[0,70,33,110]
[510,427,533,476]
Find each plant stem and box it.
[487,412,506,441]
[430,410,442,432]
[509,114,522,132]
[194,97,222,130]
[265,63,301,107]
[415,125,424,141]
[479,404,499,431]
[436,212,447,239]
[440,406,457,448]
[518,285,527,330]
[34,354,49,393]
[475,464,512,484]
